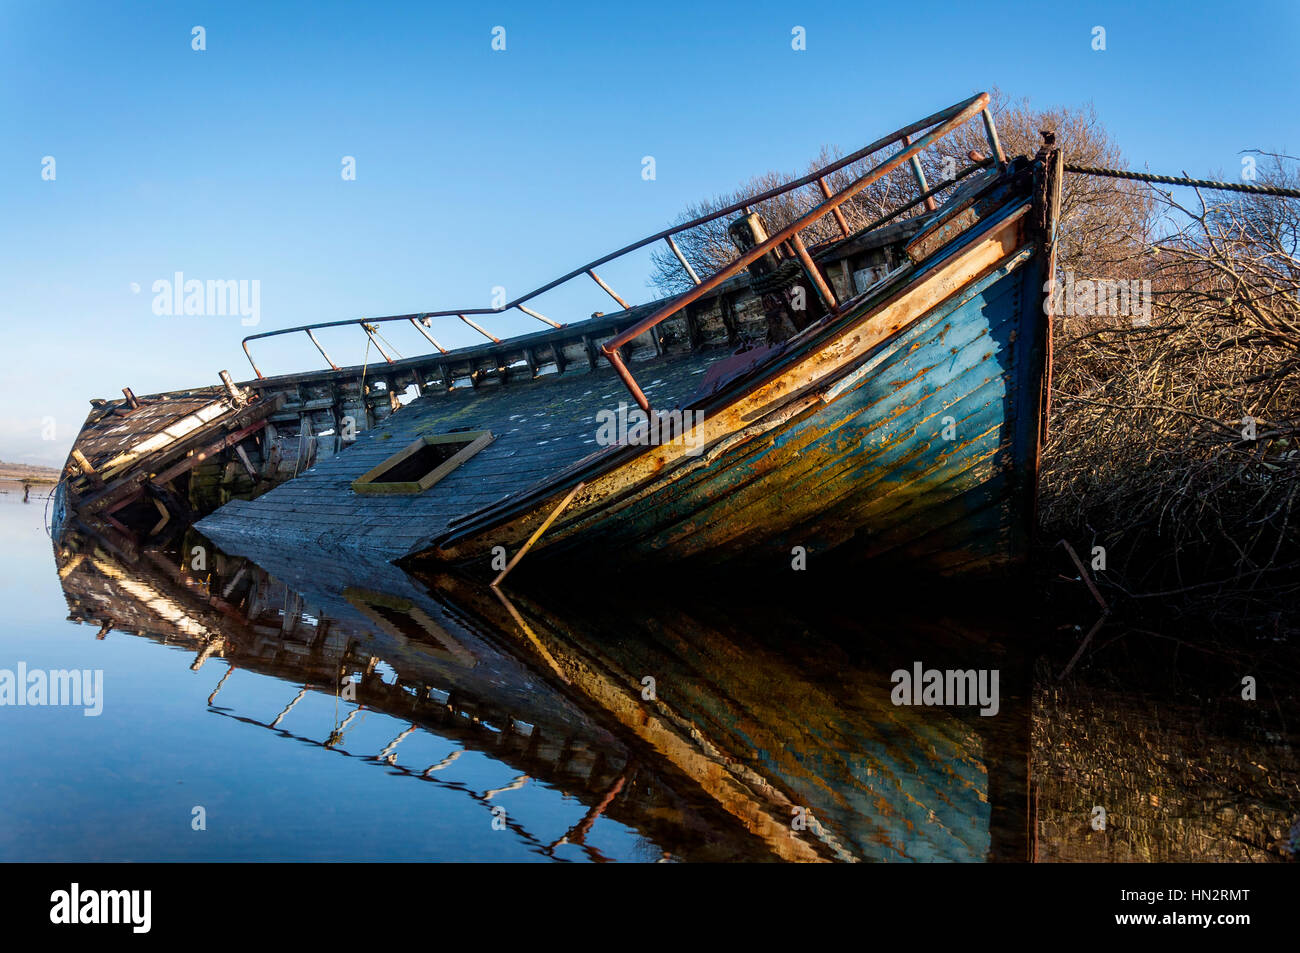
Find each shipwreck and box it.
[55,92,1062,579]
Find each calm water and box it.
[2,485,1297,862]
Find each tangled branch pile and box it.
[1040,157,1300,621]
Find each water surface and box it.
[2,485,1296,862]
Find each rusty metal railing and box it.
[239,92,1001,384]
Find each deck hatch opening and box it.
[351,430,493,495]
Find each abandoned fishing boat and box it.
[56,92,1062,579]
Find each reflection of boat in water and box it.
[440,575,1031,862]
[58,92,1062,580]
[54,518,1029,861]
[55,524,749,861]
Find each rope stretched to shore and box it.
[1065,164,1300,198]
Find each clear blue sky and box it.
[2,0,1295,465]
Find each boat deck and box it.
[197,344,731,558]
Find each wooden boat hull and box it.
[423,174,1055,577]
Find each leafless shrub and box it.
[926,90,1153,277]
[1041,157,1300,620]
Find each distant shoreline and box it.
[0,462,61,485]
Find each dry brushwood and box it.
[1040,157,1300,622]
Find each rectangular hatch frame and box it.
[351,429,494,495]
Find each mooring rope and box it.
[43,475,67,538]
[1065,164,1300,198]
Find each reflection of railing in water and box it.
[53,527,742,860]
[204,671,640,862]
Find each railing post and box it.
[516,304,562,329]
[664,235,702,284]
[270,686,308,728]
[361,323,395,363]
[459,314,502,343]
[789,232,838,313]
[817,178,852,237]
[901,134,938,212]
[306,329,340,370]
[586,269,629,310]
[605,348,650,413]
[408,317,448,354]
[982,109,1006,168]
[241,340,265,380]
